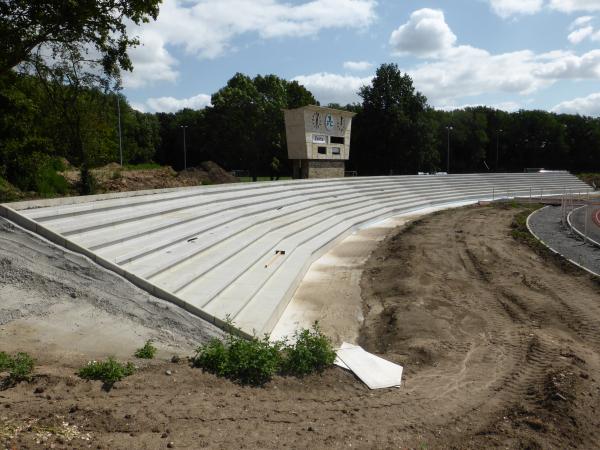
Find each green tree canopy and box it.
[0,0,160,86]
[350,63,438,174]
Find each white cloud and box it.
[292,73,373,104]
[569,15,594,29]
[122,32,178,88]
[140,93,212,112]
[566,15,600,44]
[343,61,373,71]
[389,9,456,57]
[568,25,594,42]
[549,0,600,13]
[125,0,377,88]
[552,92,600,115]
[489,0,544,18]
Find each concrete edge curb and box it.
[526,206,600,278]
[566,205,600,248]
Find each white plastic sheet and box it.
[335,342,403,389]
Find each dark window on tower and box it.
[330,136,345,144]
[317,147,327,155]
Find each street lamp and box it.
[496,129,503,171]
[446,126,453,173]
[117,94,123,166]
[180,125,188,170]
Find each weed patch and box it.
[193,322,336,386]
[0,351,35,387]
[78,357,135,387]
[134,341,157,359]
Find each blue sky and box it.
[123,0,600,116]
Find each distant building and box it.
[284,105,356,179]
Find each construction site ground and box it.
[2,204,600,449]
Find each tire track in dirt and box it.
[359,204,600,448]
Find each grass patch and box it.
[134,340,157,359]
[0,351,35,386]
[0,176,23,202]
[577,173,600,190]
[193,322,336,386]
[78,357,135,387]
[123,162,162,170]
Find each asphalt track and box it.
[570,205,600,246]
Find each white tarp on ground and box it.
[335,342,403,389]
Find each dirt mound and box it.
[177,161,238,185]
[60,161,237,193]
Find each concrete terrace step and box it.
[3,172,591,337]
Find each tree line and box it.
[2,63,600,196]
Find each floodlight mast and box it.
[180,125,188,170]
[446,126,453,173]
[117,95,123,166]
[496,129,503,171]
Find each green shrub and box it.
[193,322,336,386]
[195,335,282,386]
[0,351,35,384]
[78,357,135,385]
[193,338,229,376]
[134,340,157,359]
[281,323,337,376]
[35,164,68,196]
[9,353,35,382]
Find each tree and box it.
[0,0,160,86]
[203,73,316,179]
[351,64,438,175]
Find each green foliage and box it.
[0,351,35,384]
[123,162,161,170]
[195,334,282,386]
[134,340,157,359]
[0,176,22,202]
[193,322,336,386]
[351,63,439,175]
[280,323,337,376]
[1,0,161,84]
[78,357,135,385]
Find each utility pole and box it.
[180,125,188,170]
[496,129,503,171]
[446,125,453,173]
[117,95,123,166]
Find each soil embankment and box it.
[2,205,600,448]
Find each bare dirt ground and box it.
[2,205,600,449]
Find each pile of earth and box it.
[61,160,237,193]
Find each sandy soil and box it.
[2,205,600,449]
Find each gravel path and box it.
[528,205,600,275]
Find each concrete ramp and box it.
[0,173,591,336]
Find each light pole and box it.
[496,129,503,171]
[180,125,188,170]
[446,126,453,173]
[117,94,123,166]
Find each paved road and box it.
[529,206,600,275]
[570,205,600,246]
